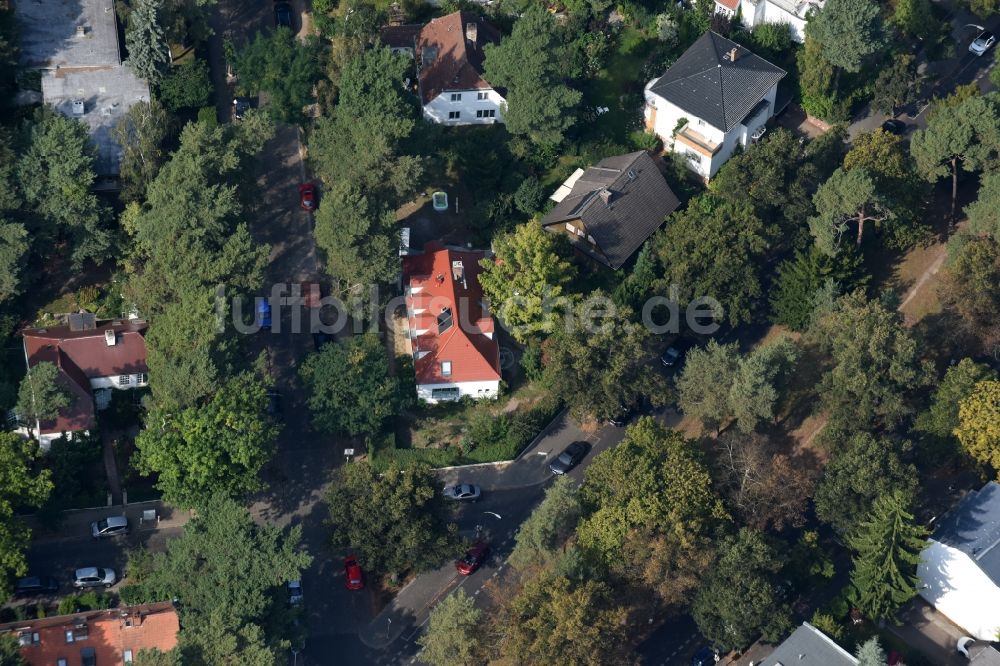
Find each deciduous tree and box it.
[0,432,53,599]
[125,0,171,85]
[872,54,920,116]
[119,496,310,662]
[966,170,1000,238]
[811,291,932,430]
[805,0,885,74]
[325,462,459,576]
[656,197,773,326]
[156,59,213,111]
[891,0,935,38]
[814,433,919,536]
[112,99,169,203]
[500,573,627,666]
[938,236,1000,352]
[233,29,321,123]
[418,589,482,666]
[729,337,800,433]
[692,528,792,648]
[578,418,725,606]
[16,361,72,438]
[849,491,927,621]
[298,331,404,438]
[135,373,278,508]
[0,221,28,303]
[915,359,997,460]
[955,380,1000,473]
[483,6,582,146]
[478,221,577,343]
[542,295,669,422]
[510,476,581,570]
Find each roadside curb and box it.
[432,460,514,472]
[514,406,570,461]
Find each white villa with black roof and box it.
[918,481,1000,641]
[643,31,786,180]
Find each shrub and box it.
[157,59,213,111]
[197,106,218,128]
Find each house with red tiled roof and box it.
[17,314,148,448]
[402,241,501,403]
[411,11,505,125]
[0,601,179,665]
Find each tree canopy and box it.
[418,589,482,666]
[915,359,997,460]
[233,29,321,123]
[483,6,582,146]
[692,528,792,648]
[955,380,1000,473]
[16,361,72,436]
[125,0,170,85]
[324,462,459,576]
[805,0,885,74]
[0,433,53,599]
[510,476,581,571]
[298,331,405,438]
[849,491,927,621]
[135,373,278,508]
[478,221,577,343]
[541,295,669,422]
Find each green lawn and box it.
[580,27,657,145]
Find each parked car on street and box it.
[661,346,682,367]
[344,556,364,590]
[267,389,281,417]
[256,299,272,330]
[90,515,128,538]
[274,1,292,27]
[14,576,59,596]
[443,484,481,501]
[299,183,316,211]
[881,118,907,135]
[691,647,719,666]
[607,404,635,427]
[970,30,996,56]
[232,96,254,120]
[73,567,116,589]
[549,441,588,475]
[287,580,303,605]
[456,542,490,575]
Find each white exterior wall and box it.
[423,89,505,125]
[918,540,1000,640]
[88,373,148,391]
[14,427,84,452]
[416,379,500,404]
[644,82,779,180]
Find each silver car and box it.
[443,484,481,501]
[73,567,116,589]
[91,515,129,538]
[970,30,996,56]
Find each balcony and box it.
[675,123,721,157]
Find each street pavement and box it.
[14,502,189,606]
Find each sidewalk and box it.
[26,501,191,545]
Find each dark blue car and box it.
[691,647,718,666]
[256,300,272,330]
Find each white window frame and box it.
[441,361,452,377]
[450,93,462,102]
[136,373,148,385]
[124,649,134,664]
[477,91,488,100]
[448,111,461,120]
[119,374,131,386]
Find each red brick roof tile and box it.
[416,11,501,105]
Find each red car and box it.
[456,542,490,576]
[344,555,364,590]
[299,183,317,211]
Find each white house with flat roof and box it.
[15,0,151,177]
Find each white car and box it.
[73,567,116,589]
[91,515,129,538]
[287,580,303,605]
[442,484,481,501]
[970,30,996,56]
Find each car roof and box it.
[17,576,41,585]
[288,580,302,588]
[104,515,128,527]
[75,567,99,577]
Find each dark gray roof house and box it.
[647,31,786,133]
[541,151,680,270]
[932,481,1000,586]
[761,622,857,666]
[971,645,1000,666]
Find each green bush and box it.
[197,106,218,127]
[157,59,213,111]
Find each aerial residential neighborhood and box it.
[0,0,999,664]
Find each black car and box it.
[661,346,682,368]
[691,647,718,666]
[232,96,254,120]
[881,118,907,135]
[274,2,292,28]
[549,441,588,475]
[14,576,59,596]
[267,389,281,417]
[607,404,634,428]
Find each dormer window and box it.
[437,307,453,333]
[441,361,452,377]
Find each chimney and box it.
[105,329,116,346]
[465,21,478,46]
[599,188,612,205]
[76,25,86,37]
[72,99,85,116]
[727,47,739,61]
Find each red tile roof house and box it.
[401,241,501,403]
[16,315,149,449]
[0,601,179,665]
[396,10,505,126]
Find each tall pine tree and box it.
[125,0,170,85]
[849,491,928,621]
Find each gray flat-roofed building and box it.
[16,0,150,176]
[761,622,858,666]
